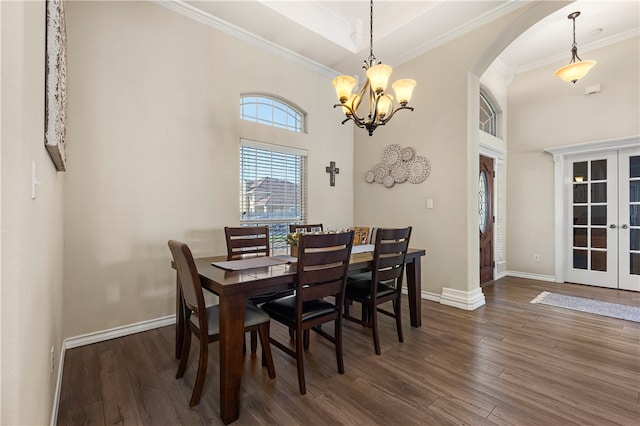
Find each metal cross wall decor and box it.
[325,161,339,186]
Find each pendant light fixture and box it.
[554,11,596,84]
[332,0,416,136]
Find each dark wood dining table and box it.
[173,248,425,424]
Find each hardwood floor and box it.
[57,277,640,425]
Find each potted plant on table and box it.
[286,232,299,257]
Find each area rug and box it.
[530,291,640,323]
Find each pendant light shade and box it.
[555,60,597,83]
[554,11,596,84]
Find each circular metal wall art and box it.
[383,175,395,188]
[391,162,408,183]
[381,144,402,166]
[365,170,375,183]
[373,163,389,183]
[407,156,431,184]
[400,147,415,162]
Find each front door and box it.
[479,155,494,285]
[566,148,640,290]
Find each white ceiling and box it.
[175,0,639,77]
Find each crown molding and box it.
[151,0,341,78]
[387,0,529,67]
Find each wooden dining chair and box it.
[224,225,294,350]
[261,231,354,395]
[289,223,324,233]
[224,225,270,259]
[343,227,412,355]
[168,240,276,407]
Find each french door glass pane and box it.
[573,161,587,181]
[631,253,640,275]
[591,183,607,203]
[632,205,639,226]
[591,205,607,225]
[574,184,588,203]
[574,249,588,269]
[591,251,607,271]
[574,206,587,225]
[591,228,607,248]
[591,160,607,180]
[631,229,640,251]
[630,155,640,178]
[573,228,587,247]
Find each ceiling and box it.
[175,0,639,78]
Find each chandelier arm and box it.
[378,105,415,125]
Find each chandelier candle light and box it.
[332,0,416,136]
[554,11,596,84]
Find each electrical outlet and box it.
[50,346,55,374]
[533,254,540,262]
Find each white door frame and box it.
[545,135,640,284]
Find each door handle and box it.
[621,224,629,229]
[609,224,617,229]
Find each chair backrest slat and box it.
[225,226,270,260]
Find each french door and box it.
[565,148,640,290]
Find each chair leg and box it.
[257,323,276,379]
[371,304,381,355]
[176,327,191,379]
[251,330,258,353]
[394,296,404,342]
[189,338,208,407]
[335,317,344,374]
[303,330,310,351]
[295,328,306,395]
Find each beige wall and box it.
[507,36,640,276]
[62,1,354,338]
[1,1,65,425]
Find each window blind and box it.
[239,141,307,250]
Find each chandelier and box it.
[554,11,596,84]
[332,0,416,136]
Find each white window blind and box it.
[239,140,307,250]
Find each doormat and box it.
[530,291,640,323]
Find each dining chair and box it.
[343,227,412,355]
[261,231,354,395]
[224,225,270,259]
[224,225,294,350]
[168,240,276,407]
[289,223,324,233]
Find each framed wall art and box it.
[45,0,68,171]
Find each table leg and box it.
[405,257,422,327]
[175,272,184,359]
[219,293,246,424]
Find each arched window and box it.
[240,94,305,133]
[479,90,498,137]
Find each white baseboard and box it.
[64,315,176,349]
[50,315,176,426]
[507,271,557,282]
[440,287,486,310]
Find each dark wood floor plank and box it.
[97,339,144,426]
[118,333,181,425]
[58,277,640,425]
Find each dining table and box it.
[172,247,426,424]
